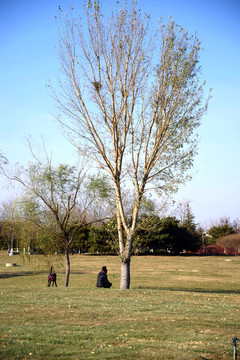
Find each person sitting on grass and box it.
[96,266,112,288]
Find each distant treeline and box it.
[1,214,239,255]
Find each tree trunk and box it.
[65,245,70,287]
[120,257,131,289]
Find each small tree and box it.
[1,150,112,286]
[52,0,210,288]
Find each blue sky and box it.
[0,0,239,228]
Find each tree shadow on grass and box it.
[0,271,35,279]
[140,286,240,295]
[0,269,86,279]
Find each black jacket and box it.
[96,271,112,288]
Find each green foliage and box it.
[178,202,201,252]
[138,196,156,216]
[0,201,21,252]
[69,226,90,253]
[87,174,114,201]
[135,215,201,254]
[88,222,117,254]
[28,163,80,206]
[0,222,8,250]
[37,231,62,254]
[0,212,202,256]
[17,161,88,248]
[207,223,236,244]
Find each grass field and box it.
[1,252,240,359]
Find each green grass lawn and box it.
[0,253,240,359]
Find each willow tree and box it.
[1,150,112,287]
[53,0,210,288]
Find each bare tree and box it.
[52,0,211,288]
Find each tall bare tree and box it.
[52,0,211,288]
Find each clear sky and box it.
[0,0,239,228]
